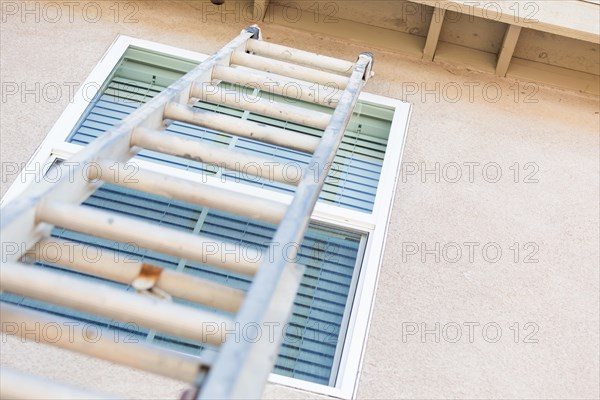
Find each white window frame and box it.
[0,35,411,399]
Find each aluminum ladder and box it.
[0,26,374,399]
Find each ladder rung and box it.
[0,367,116,400]
[1,262,234,346]
[230,51,349,89]
[89,159,287,226]
[245,39,355,75]
[191,84,331,131]
[132,126,302,185]
[164,101,319,153]
[28,237,245,313]
[0,302,210,383]
[36,202,263,276]
[212,65,341,108]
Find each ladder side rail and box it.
[198,53,373,399]
[0,27,257,261]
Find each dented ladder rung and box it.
[27,237,246,313]
[35,201,263,276]
[0,261,233,346]
[131,126,302,185]
[230,51,349,89]
[163,101,320,153]
[0,303,211,383]
[89,159,287,226]
[190,84,331,131]
[0,367,116,400]
[212,65,341,108]
[245,38,355,75]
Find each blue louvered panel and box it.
[1,183,364,386]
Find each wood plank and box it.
[435,41,497,73]
[507,57,600,95]
[496,24,522,76]
[253,0,269,20]
[423,7,446,61]
[410,0,599,43]
[267,4,425,58]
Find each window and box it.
[1,36,410,398]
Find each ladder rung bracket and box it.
[0,302,210,383]
[35,201,263,276]
[163,102,320,153]
[212,65,341,108]
[191,84,331,131]
[0,367,116,400]
[1,261,234,346]
[230,51,349,90]
[90,159,287,226]
[245,39,355,75]
[132,126,302,185]
[28,237,246,313]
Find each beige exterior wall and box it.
[1,1,598,399]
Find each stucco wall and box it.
[1,1,598,399]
